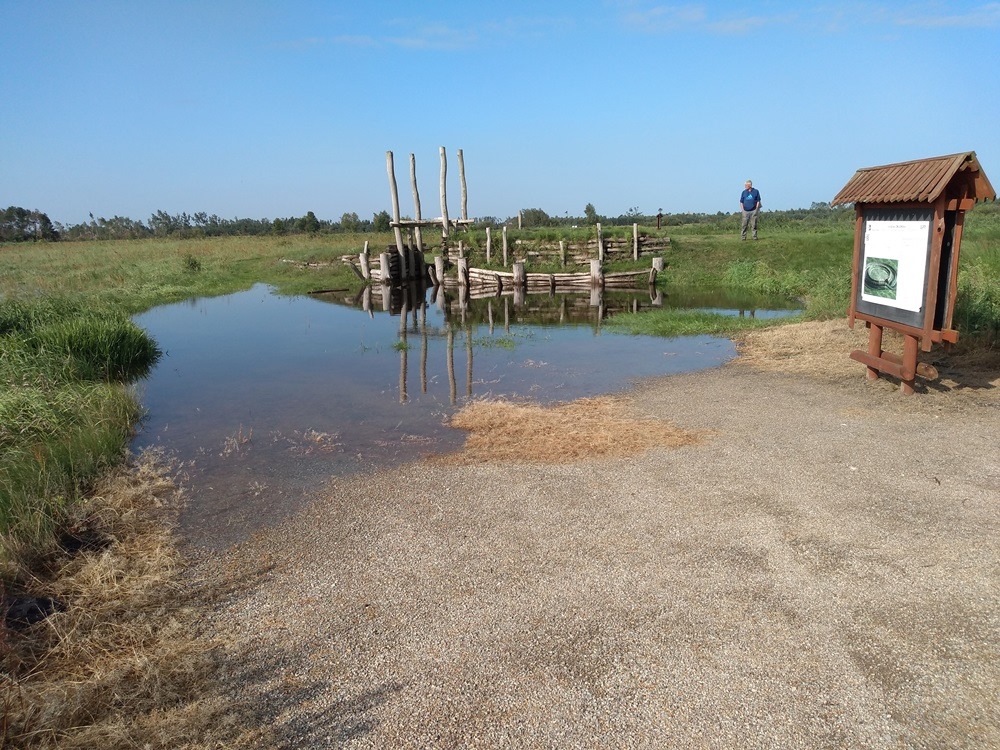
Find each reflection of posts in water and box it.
[362,286,373,317]
[650,287,663,306]
[590,285,604,326]
[421,328,428,393]
[513,284,525,307]
[487,299,494,334]
[399,343,408,404]
[737,310,757,319]
[560,297,567,323]
[446,328,456,404]
[399,298,409,403]
[504,297,511,333]
[466,328,473,397]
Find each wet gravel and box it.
[193,364,1000,749]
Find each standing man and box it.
[740,179,761,240]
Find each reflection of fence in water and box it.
[368,283,665,405]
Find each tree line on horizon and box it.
[1,202,854,243]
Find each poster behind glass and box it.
[856,208,933,328]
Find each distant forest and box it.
[1,203,855,243]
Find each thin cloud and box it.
[620,3,794,35]
[331,35,378,48]
[384,23,477,51]
[893,2,1000,28]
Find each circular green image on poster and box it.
[864,258,898,299]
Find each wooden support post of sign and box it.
[409,154,424,253]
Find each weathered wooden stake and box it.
[560,240,567,267]
[596,223,604,262]
[652,256,665,272]
[380,251,391,284]
[633,223,639,260]
[434,256,445,286]
[457,257,469,287]
[513,260,526,288]
[386,151,405,256]
[502,226,509,266]
[590,259,603,286]
[439,146,450,241]
[457,148,468,222]
[359,251,370,280]
[486,226,492,263]
[409,153,424,252]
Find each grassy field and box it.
[1,206,998,554]
[0,207,997,745]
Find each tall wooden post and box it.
[439,146,450,241]
[386,151,406,256]
[409,153,424,252]
[457,148,468,222]
[486,226,492,263]
[502,226,509,266]
[633,223,639,260]
[597,222,604,262]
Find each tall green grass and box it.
[0,302,158,557]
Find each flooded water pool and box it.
[131,283,795,546]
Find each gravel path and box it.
[195,332,999,749]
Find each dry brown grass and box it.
[733,318,1000,395]
[0,454,269,749]
[442,396,707,464]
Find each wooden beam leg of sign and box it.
[866,323,883,381]
[901,334,919,395]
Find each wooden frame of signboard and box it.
[834,152,995,394]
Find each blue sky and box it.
[2,1,999,226]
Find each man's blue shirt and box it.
[741,188,760,211]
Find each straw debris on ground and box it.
[0,454,270,749]
[444,396,708,464]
